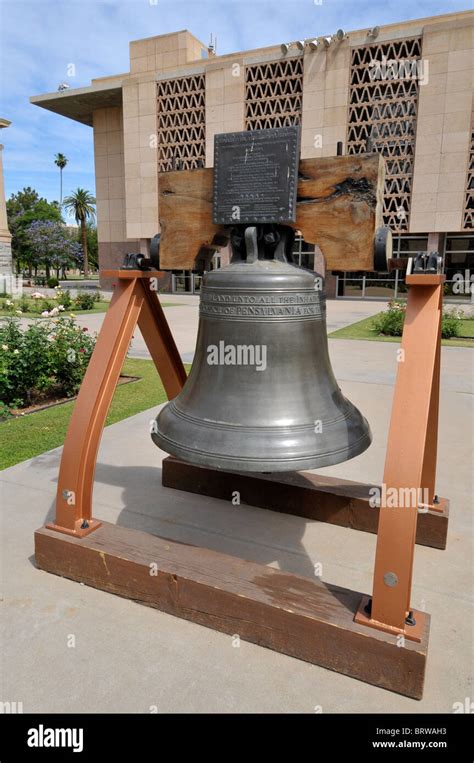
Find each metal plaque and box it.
[213,127,300,225]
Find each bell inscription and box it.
[213,127,300,225]
[200,288,324,320]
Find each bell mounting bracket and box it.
[121,234,162,272]
[230,223,295,264]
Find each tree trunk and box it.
[81,220,89,278]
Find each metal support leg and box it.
[355,274,444,640]
[48,273,186,537]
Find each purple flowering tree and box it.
[25,220,83,279]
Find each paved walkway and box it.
[1,317,472,713]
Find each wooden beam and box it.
[162,458,449,550]
[294,154,384,271]
[35,522,429,699]
[158,154,384,272]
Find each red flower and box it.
[82,327,88,332]
[79,348,85,353]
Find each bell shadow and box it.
[81,462,362,612]
[93,461,321,579]
[34,455,363,617]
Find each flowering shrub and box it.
[74,291,96,310]
[0,316,96,409]
[372,300,406,336]
[441,308,463,339]
[19,295,30,313]
[48,320,95,397]
[373,300,462,339]
[1,299,15,313]
[0,285,94,316]
[55,286,72,309]
[40,298,55,313]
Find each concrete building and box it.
[31,11,473,297]
[0,118,13,278]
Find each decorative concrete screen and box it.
[347,37,422,232]
[245,58,303,131]
[156,74,206,172]
[462,115,474,230]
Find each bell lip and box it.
[151,427,372,474]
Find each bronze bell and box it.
[152,225,371,472]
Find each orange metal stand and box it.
[46,269,444,653]
[355,274,444,640]
[47,271,186,537]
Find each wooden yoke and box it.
[158,154,385,272]
[48,273,186,537]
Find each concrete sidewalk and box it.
[1,336,472,713]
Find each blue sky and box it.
[0,0,469,223]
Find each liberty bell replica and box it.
[152,127,372,472]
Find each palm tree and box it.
[63,188,96,278]
[54,153,68,204]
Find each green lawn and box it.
[0,358,189,470]
[61,275,101,280]
[329,314,474,348]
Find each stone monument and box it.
[0,119,13,282]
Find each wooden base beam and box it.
[34,522,429,699]
[162,458,449,550]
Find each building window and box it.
[347,38,422,232]
[394,234,428,256]
[333,234,474,301]
[292,234,315,270]
[334,234,428,299]
[462,117,474,230]
[156,74,206,172]
[245,57,303,131]
[445,235,474,274]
